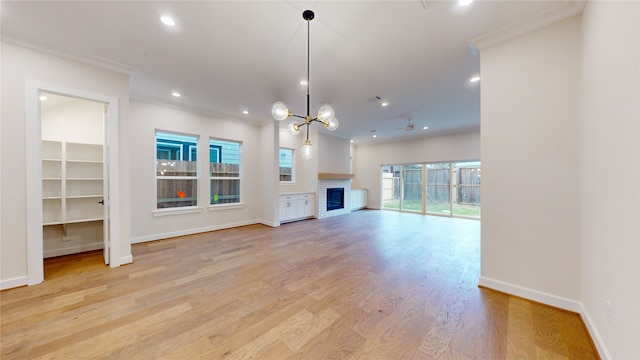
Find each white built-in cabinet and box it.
[350,189,368,210]
[42,140,104,226]
[280,193,315,223]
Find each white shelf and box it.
[66,159,103,164]
[43,221,64,226]
[67,195,103,199]
[66,218,103,224]
[42,140,104,226]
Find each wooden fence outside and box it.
[383,167,480,205]
[457,167,481,205]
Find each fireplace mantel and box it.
[318,173,354,179]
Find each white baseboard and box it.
[131,219,260,244]
[120,254,133,265]
[579,303,612,360]
[478,276,609,360]
[0,276,28,290]
[478,276,582,312]
[44,242,104,259]
[259,219,279,227]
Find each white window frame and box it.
[279,147,295,183]
[153,130,202,216]
[208,137,244,211]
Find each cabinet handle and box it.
[98,200,104,205]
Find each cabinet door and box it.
[298,198,311,217]
[285,200,298,220]
[279,201,288,221]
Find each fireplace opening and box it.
[326,188,344,211]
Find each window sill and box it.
[208,203,246,212]
[153,206,203,217]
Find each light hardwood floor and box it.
[1,210,598,359]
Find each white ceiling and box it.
[1,1,583,144]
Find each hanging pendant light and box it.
[271,10,339,160]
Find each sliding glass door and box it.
[401,164,422,212]
[381,165,400,210]
[381,161,480,219]
[426,163,451,215]
[452,161,481,217]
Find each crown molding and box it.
[468,0,586,53]
[1,37,136,75]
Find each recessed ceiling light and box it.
[459,0,473,6]
[381,101,389,107]
[172,92,181,97]
[300,80,308,86]
[160,15,176,27]
[470,75,480,82]
[39,95,48,101]
[423,126,429,130]
[350,139,355,143]
[372,134,377,138]
[242,110,249,115]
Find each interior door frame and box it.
[25,81,121,285]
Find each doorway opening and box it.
[40,92,108,266]
[26,81,121,286]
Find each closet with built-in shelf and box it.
[42,141,104,225]
[41,92,105,258]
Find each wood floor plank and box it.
[507,296,538,359]
[0,210,599,360]
[532,302,571,358]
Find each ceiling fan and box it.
[398,117,415,131]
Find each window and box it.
[156,131,198,209]
[381,165,400,210]
[452,161,481,218]
[401,164,423,212]
[426,163,451,215]
[210,138,241,205]
[279,148,294,182]
[381,161,481,219]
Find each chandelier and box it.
[271,10,339,160]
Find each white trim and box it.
[0,276,29,290]
[478,276,582,312]
[44,242,103,258]
[469,0,585,52]
[208,203,246,211]
[259,219,280,228]
[152,206,203,217]
[3,38,135,75]
[106,95,121,268]
[120,254,133,265]
[478,276,608,359]
[579,303,612,360]
[25,82,44,285]
[26,81,124,284]
[130,219,259,244]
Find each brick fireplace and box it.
[317,173,353,219]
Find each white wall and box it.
[42,98,104,144]
[0,42,131,287]
[317,133,351,174]
[580,1,639,358]
[129,100,266,242]
[42,97,105,257]
[353,130,480,209]
[279,129,317,194]
[278,122,351,196]
[260,122,279,226]
[479,16,581,303]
